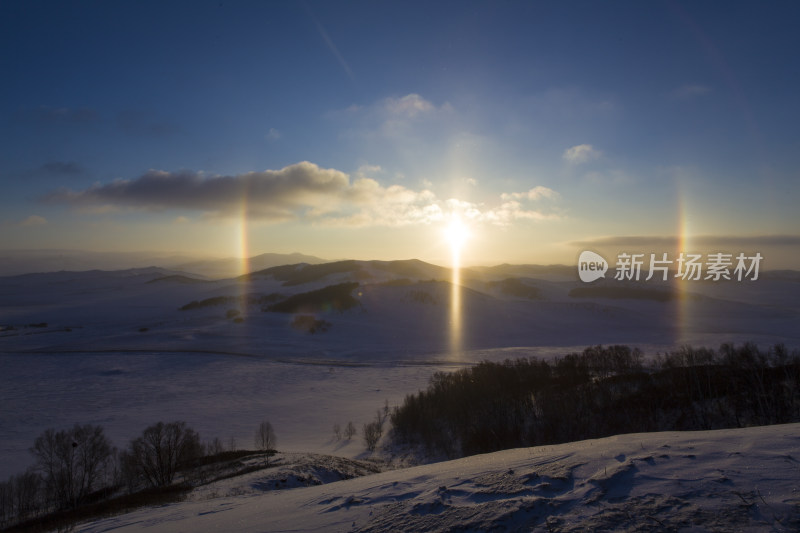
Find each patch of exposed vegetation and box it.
[179,293,282,311]
[488,278,541,299]
[2,485,191,533]
[377,278,414,287]
[568,286,686,302]
[266,282,360,313]
[405,289,437,305]
[146,275,208,284]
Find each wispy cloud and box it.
[333,93,451,128]
[563,144,602,164]
[570,234,800,248]
[20,161,86,179]
[39,161,84,176]
[18,215,48,227]
[303,3,355,83]
[22,106,99,125]
[43,161,562,228]
[265,128,282,142]
[501,186,559,202]
[383,94,437,117]
[116,110,180,137]
[671,83,712,100]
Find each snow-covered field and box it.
[1,258,799,529]
[78,423,800,532]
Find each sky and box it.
[1,0,799,268]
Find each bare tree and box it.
[363,421,382,452]
[124,421,202,488]
[0,478,10,527]
[11,469,40,521]
[30,424,113,509]
[254,421,277,465]
[207,437,225,456]
[344,421,357,440]
[363,410,385,452]
[333,423,342,441]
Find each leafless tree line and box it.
[0,420,240,529]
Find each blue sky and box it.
[1,1,799,267]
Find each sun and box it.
[444,218,470,252]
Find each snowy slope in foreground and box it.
[81,424,800,532]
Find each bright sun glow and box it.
[444,218,470,251]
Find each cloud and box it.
[116,110,179,137]
[330,93,455,154]
[501,186,559,202]
[18,215,47,227]
[482,201,562,225]
[20,161,86,179]
[569,234,800,249]
[24,106,99,125]
[383,94,437,117]
[440,189,563,227]
[563,144,602,164]
[355,164,382,178]
[40,161,84,176]
[303,3,355,83]
[332,93,450,125]
[43,161,562,229]
[671,84,712,100]
[43,162,351,221]
[265,128,282,142]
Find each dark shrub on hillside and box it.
[568,286,680,301]
[266,282,360,314]
[390,343,800,458]
[180,293,282,311]
[488,278,540,299]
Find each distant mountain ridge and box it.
[0,250,328,277]
[175,252,328,279]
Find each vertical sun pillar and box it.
[237,187,251,318]
[445,218,468,359]
[676,200,691,346]
[450,241,462,357]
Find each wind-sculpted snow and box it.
[76,424,800,532]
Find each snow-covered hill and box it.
[1,260,799,480]
[2,259,798,358]
[78,423,800,532]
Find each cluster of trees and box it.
[487,278,541,299]
[391,343,800,458]
[332,401,390,452]
[0,419,278,530]
[266,282,360,314]
[568,286,681,302]
[180,294,281,311]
